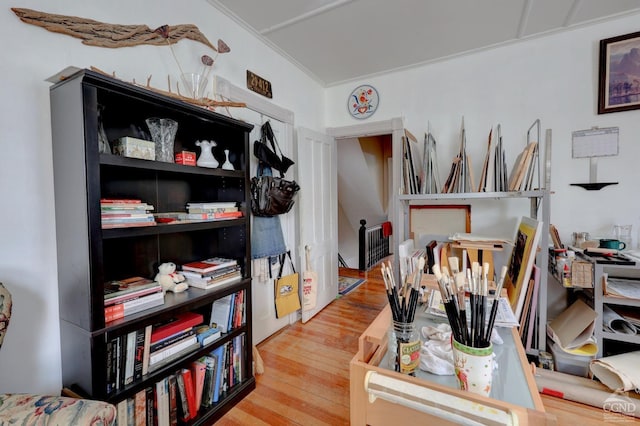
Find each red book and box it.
[190,359,207,411]
[151,312,204,344]
[181,368,198,421]
[214,211,243,219]
[181,257,237,274]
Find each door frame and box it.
[327,117,406,273]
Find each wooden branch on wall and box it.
[11,7,217,51]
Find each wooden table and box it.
[350,305,557,425]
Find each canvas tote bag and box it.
[274,251,301,318]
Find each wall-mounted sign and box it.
[247,70,272,98]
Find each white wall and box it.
[325,14,640,246]
[0,0,323,394]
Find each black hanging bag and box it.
[253,121,295,174]
[251,121,300,217]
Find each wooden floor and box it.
[217,266,630,425]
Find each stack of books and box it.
[182,202,242,221]
[101,198,156,229]
[181,257,242,290]
[104,277,164,322]
[148,312,204,374]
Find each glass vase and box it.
[146,118,178,163]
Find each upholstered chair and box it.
[0,282,117,425]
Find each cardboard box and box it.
[112,137,155,161]
[175,151,196,166]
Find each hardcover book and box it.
[151,312,204,344]
[181,257,237,274]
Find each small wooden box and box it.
[175,151,196,166]
[112,137,155,161]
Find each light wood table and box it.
[350,305,557,425]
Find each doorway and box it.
[329,117,406,276]
[336,134,392,268]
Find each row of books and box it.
[105,312,213,394]
[210,289,246,334]
[180,256,242,290]
[101,198,243,228]
[104,277,165,322]
[101,198,156,229]
[154,202,243,223]
[105,288,247,395]
[115,333,246,425]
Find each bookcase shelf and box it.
[50,68,254,424]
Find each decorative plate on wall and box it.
[348,85,379,119]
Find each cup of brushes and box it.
[381,258,424,376]
[432,261,508,397]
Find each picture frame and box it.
[598,30,640,114]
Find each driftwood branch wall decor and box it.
[11,7,217,51]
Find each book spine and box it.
[202,356,215,408]
[106,292,165,322]
[115,336,123,389]
[155,377,169,426]
[116,399,128,426]
[104,286,162,306]
[145,386,155,426]
[134,388,146,426]
[124,331,137,385]
[181,368,197,421]
[186,274,241,290]
[168,375,178,426]
[149,336,198,366]
[175,371,190,422]
[106,339,115,395]
[147,342,200,374]
[141,325,152,377]
[150,329,196,353]
[133,328,146,382]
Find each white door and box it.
[296,128,338,323]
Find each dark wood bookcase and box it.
[50,69,254,424]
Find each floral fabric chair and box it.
[0,282,117,425]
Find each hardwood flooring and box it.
[217,266,631,425]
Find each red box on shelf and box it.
[175,151,196,166]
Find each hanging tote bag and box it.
[302,245,317,311]
[274,251,301,318]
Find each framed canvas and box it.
[598,30,640,114]
[504,216,542,320]
[409,204,471,242]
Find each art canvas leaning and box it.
[505,216,543,320]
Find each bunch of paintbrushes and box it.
[381,257,424,323]
[433,260,508,348]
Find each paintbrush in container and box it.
[455,272,469,345]
[381,264,400,321]
[484,265,508,346]
[407,257,424,322]
[433,264,463,342]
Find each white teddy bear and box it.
[155,262,189,293]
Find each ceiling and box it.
[208,0,640,86]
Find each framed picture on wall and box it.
[598,30,640,114]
